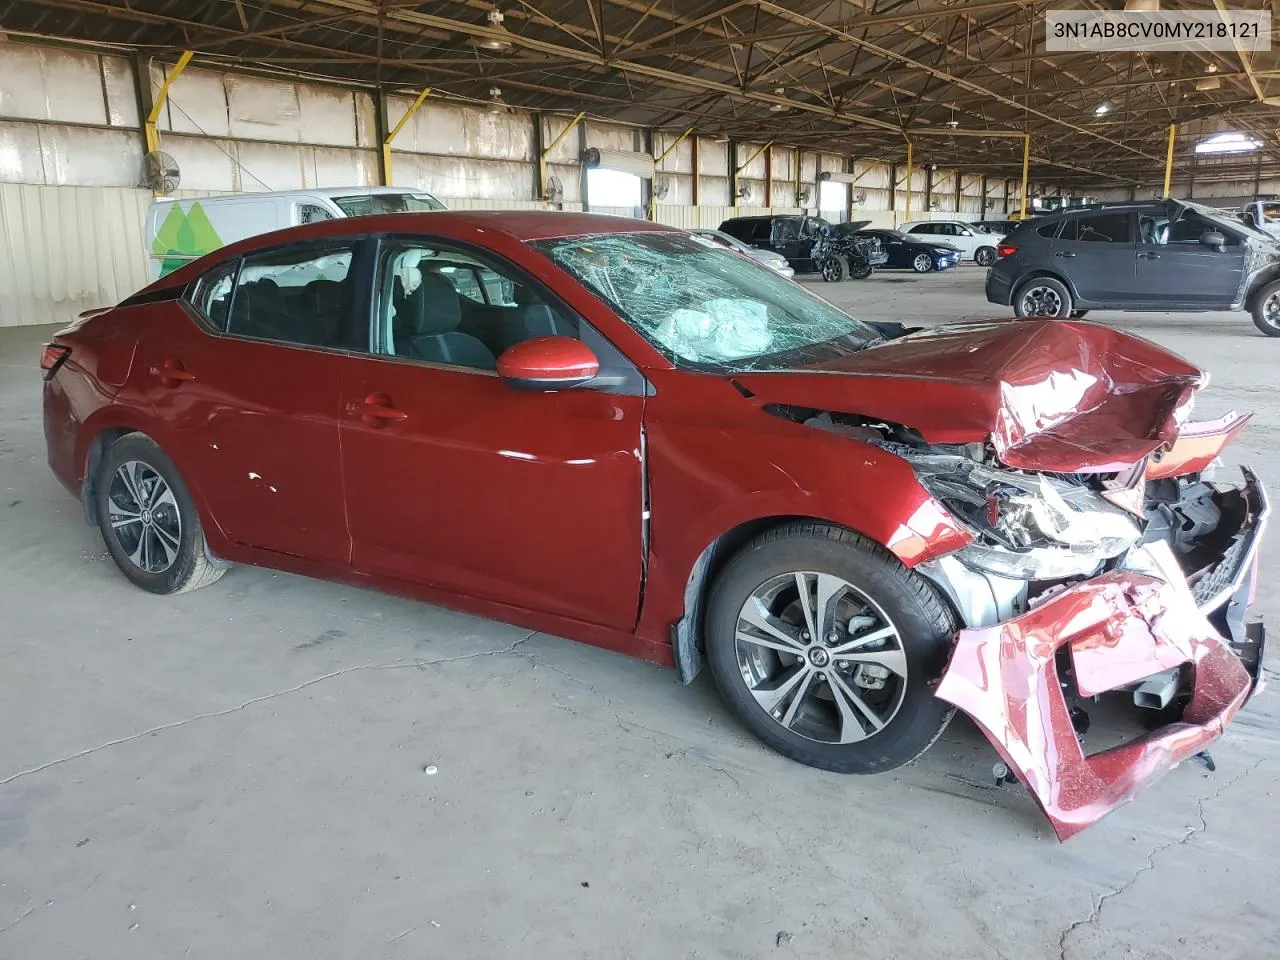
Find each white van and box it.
[147,186,446,277]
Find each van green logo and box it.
[152,201,223,276]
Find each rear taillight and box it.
[40,343,71,381]
[996,244,1018,259]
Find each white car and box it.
[898,219,1003,266]
[690,228,796,278]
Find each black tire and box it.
[911,252,933,273]
[1012,276,1073,318]
[975,246,997,267]
[1250,280,1280,336]
[849,256,874,280]
[95,432,226,595]
[821,255,850,282]
[704,522,956,775]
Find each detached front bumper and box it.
[933,471,1267,841]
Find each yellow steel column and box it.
[1163,123,1177,198]
[145,50,194,155]
[539,111,585,201]
[383,88,431,187]
[1019,134,1031,219]
[903,140,913,223]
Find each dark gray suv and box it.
[985,199,1280,336]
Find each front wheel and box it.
[911,253,934,273]
[95,433,227,595]
[704,523,956,774]
[1251,280,1280,336]
[849,256,874,280]
[975,246,997,267]
[1012,276,1073,318]
[821,255,850,282]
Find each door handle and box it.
[1054,251,1077,258]
[1138,251,1161,260]
[347,393,409,426]
[150,360,196,386]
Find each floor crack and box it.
[1056,757,1265,960]
[0,632,536,787]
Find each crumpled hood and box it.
[733,320,1205,473]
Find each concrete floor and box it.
[2,266,1278,959]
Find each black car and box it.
[718,215,884,276]
[854,229,962,273]
[974,218,1026,235]
[986,199,1280,336]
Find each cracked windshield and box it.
[533,232,880,371]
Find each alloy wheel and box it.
[1266,291,1280,329]
[912,253,932,272]
[1019,284,1064,317]
[822,258,840,282]
[107,460,183,574]
[734,572,908,744]
[976,247,996,266]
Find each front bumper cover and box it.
[936,540,1256,841]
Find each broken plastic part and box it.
[1146,411,1252,480]
[936,541,1250,841]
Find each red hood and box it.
[732,320,1204,473]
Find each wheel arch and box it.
[1011,269,1079,302]
[1244,268,1280,312]
[80,425,136,525]
[670,515,869,684]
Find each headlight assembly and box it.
[910,455,1142,580]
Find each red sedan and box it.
[42,211,1267,838]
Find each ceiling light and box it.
[1206,63,1219,73]
[1196,76,1222,91]
[945,119,959,128]
[769,88,788,112]
[1196,132,1260,154]
[1094,101,1111,115]
[472,8,514,51]
[1124,0,1159,10]
[487,86,507,114]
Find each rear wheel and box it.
[1012,277,1073,318]
[95,433,226,595]
[704,523,956,774]
[1250,280,1280,336]
[911,253,934,273]
[975,246,997,267]
[821,255,850,282]
[849,256,874,280]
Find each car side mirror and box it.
[1201,230,1227,251]
[959,229,973,237]
[497,336,600,391]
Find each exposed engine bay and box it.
[769,400,1267,839]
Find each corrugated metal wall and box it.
[0,184,149,327]
[0,38,1061,325]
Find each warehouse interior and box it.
[2,2,1280,958]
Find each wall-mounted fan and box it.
[736,183,753,202]
[796,186,811,205]
[545,174,564,202]
[142,150,181,194]
[652,177,671,200]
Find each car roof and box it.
[142,210,677,292]
[151,186,443,203]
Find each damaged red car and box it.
[41,212,1267,839]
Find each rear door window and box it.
[1064,213,1133,243]
[227,242,356,348]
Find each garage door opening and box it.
[819,180,849,223]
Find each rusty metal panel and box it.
[102,55,139,128]
[543,115,583,165]
[390,99,533,163]
[310,147,379,188]
[22,125,142,187]
[162,136,238,192]
[157,65,230,137]
[226,75,302,141]
[697,138,728,176]
[586,122,635,152]
[298,86,361,147]
[700,175,730,205]
[354,92,378,149]
[654,131,692,174]
[738,143,767,179]
[392,152,535,201]
[0,182,150,327]
[0,121,46,183]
